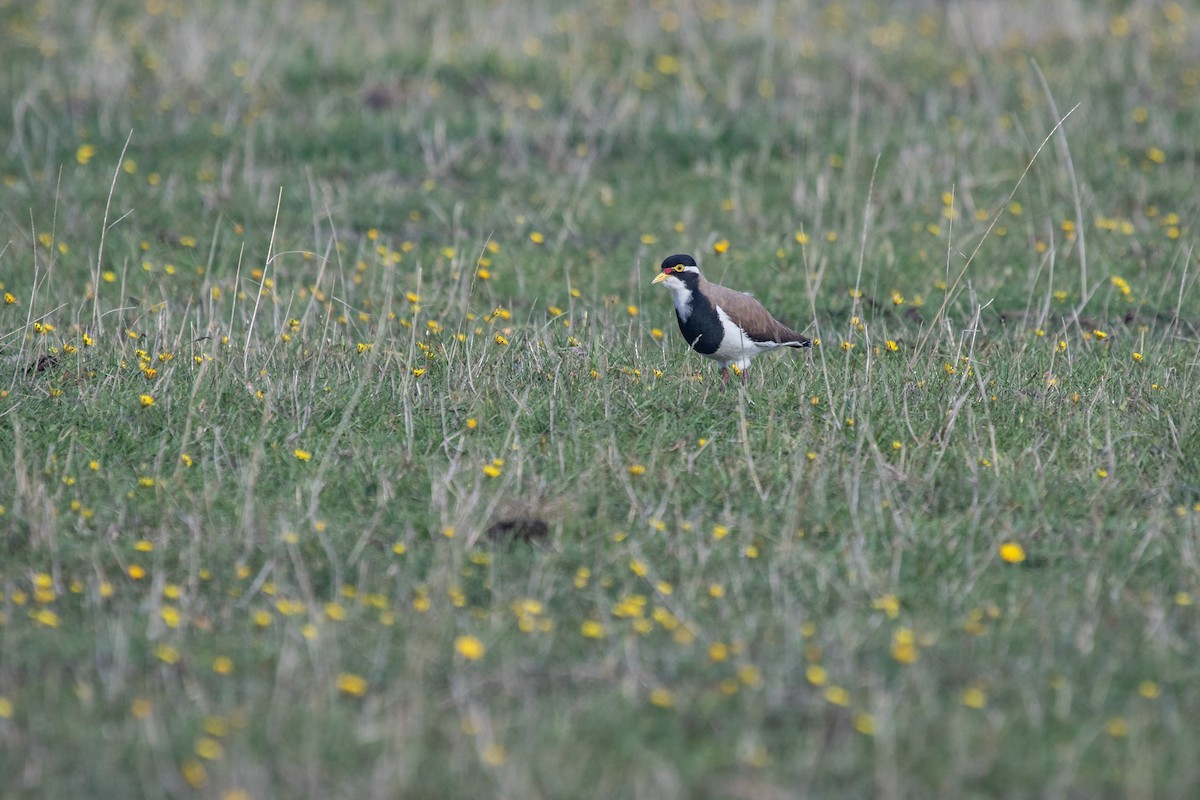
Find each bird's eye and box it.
[673,265,685,273]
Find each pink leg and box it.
[721,367,730,386]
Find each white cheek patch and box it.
[668,279,693,322]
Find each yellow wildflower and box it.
[454,635,486,660]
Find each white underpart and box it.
[661,275,693,322]
[712,305,791,371]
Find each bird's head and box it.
[651,253,700,288]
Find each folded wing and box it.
[703,280,812,346]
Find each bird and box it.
[651,253,812,384]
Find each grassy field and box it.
[3,0,1200,797]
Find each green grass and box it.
[3,0,1200,797]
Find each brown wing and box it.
[702,278,811,345]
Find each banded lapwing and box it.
[651,254,812,384]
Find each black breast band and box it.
[676,292,724,355]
